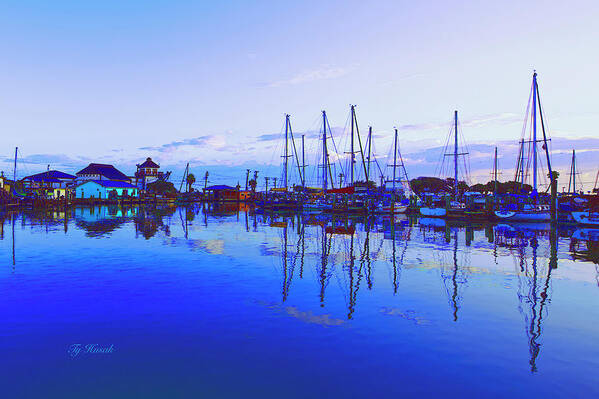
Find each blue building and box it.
[75,180,138,199]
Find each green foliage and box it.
[146,180,177,194]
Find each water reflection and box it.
[1,204,598,376]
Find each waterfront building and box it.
[74,180,138,199]
[22,170,76,199]
[134,157,164,190]
[76,163,131,183]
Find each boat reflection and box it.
[4,205,599,374]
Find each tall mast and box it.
[284,114,289,189]
[532,72,538,192]
[350,105,355,186]
[494,147,498,196]
[367,126,372,184]
[454,110,459,198]
[301,135,306,188]
[13,147,18,182]
[393,128,398,193]
[568,149,576,193]
[520,138,525,186]
[286,114,303,189]
[322,111,328,193]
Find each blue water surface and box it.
[0,205,598,398]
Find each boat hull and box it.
[571,211,599,226]
[419,207,446,217]
[494,210,551,222]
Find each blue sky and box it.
[1,1,598,188]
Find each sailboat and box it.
[377,127,409,214]
[420,111,468,218]
[495,71,553,222]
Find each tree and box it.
[248,179,257,192]
[186,173,196,193]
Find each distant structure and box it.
[76,163,130,183]
[22,170,77,199]
[134,157,164,190]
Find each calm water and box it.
[1,204,598,398]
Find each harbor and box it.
[4,73,598,228]
[3,1,599,396]
[1,203,598,397]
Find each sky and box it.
[1,0,598,189]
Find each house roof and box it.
[76,163,129,181]
[206,185,237,191]
[77,180,137,189]
[139,157,160,168]
[24,170,76,181]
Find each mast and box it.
[322,111,328,193]
[454,110,459,198]
[284,114,289,189]
[535,73,553,183]
[573,150,577,193]
[301,135,306,188]
[393,128,398,193]
[494,147,498,196]
[350,105,355,186]
[13,147,18,182]
[520,138,525,186]
[532,72,538,192]
[367,126,372,186]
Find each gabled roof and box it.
[77,180,137,189]
[24,170,76,181]
[76,163,129,181]
[139,157,160,168]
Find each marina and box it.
[3,72,599,229]
[1,204,598,397]
[3,1,599,396]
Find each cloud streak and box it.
[140,135,228,153]
[266,65,352,88]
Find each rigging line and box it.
[535,81,553,180]
[520,80,534,141]
[352,108,369,182]
[326,115,345,183]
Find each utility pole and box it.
[204,171,209,190]
[338,173,344,189]
[274,177,278,190]
[245,169,250,190]
[265,177,270,193]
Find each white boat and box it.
[494,204,551,222]
[571,211,599,226]
[419,207,446,217]
[381,203,408,214]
